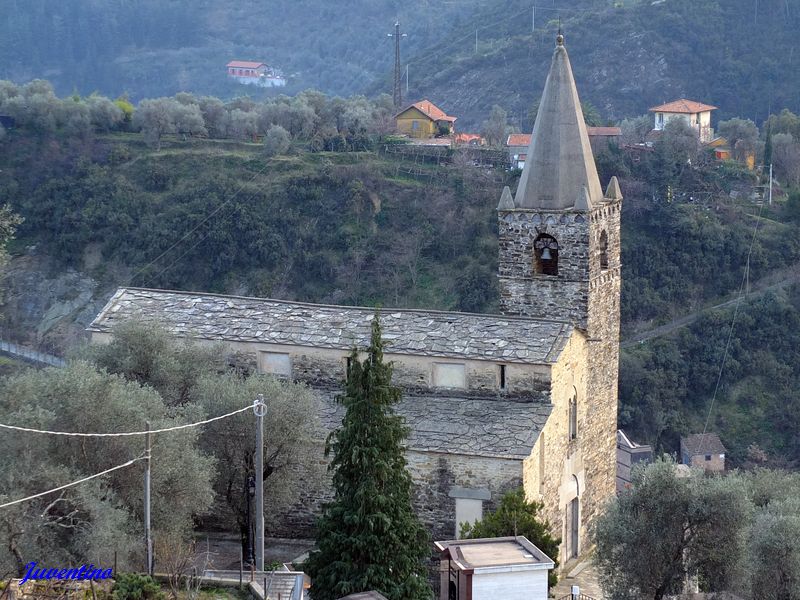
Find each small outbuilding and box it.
[681,433,726,472]
[435,536,555,600]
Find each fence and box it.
[0,339,65,367]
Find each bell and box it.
[541,247,552,261]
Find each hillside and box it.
[2,122,800,468]
[0,0,484,100]
[2,0,799,129]
[396,0,800,129]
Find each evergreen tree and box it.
[306,315,432,600]
[459,488,560,587]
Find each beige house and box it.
[649,98,717,143]
[89,34,621,570]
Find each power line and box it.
[0,455,145,510]
[0,404,253,438]
[700,195,766,440]
[125,159,273,288]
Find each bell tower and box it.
[498,33,622,554]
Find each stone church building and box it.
[89,35,621,568]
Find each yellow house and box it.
[395,99,456,138]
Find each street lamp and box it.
[244,474,256,566]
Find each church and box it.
[88,35,621,568]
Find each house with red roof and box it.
[394,99,456,138]
[226,60,286,87]
[506,127,621,169]
[649,98,717,142]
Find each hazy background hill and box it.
[2,0,799,128]
[0,0,482,101]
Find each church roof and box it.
[317,394,551,459]
[89,288,573,365]
[513,36,603,211]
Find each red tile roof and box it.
[586,126,621,136]
[455,132,483,144]
[395,99,456,122]
[227,60,266,69]
[649,99,717,114]
[507,127,620,148]
[506,133,531,146]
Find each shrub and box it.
[111,573,165,600]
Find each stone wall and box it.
[173,339,554,399]
[582,198,622,543]
[498,209,590,328]
[500,197,622,566]
[267,433,524,543]
[522,330,588,565]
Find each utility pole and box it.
[475,29,479,54]
[144,421,152,576]
[388,22,407,109]
[253,395,266,572]
[532,5,535,33]
[405,64,409,94]
[769,163,773,206]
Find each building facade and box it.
[395,100,456,138]
[226,60,286,87]
[90,36,620,568]
[649,98,717,143]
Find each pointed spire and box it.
[605,176,623,201]
[497,186,515,210]
[513,35,603,211]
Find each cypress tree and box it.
[306,315,432,600]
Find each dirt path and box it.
[621,264,800,348]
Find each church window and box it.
[599,230,609,270]
[498,364,507,390]
[568,391,578,440]
[260,352,291,377]
[533,234,559,276]
[433,362,466,389]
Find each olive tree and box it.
[0,361,216,576]
[593,459,749,600]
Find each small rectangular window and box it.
[433,363,466,389]
[260,352,291,377]
[499,364,507,390]
[705,454,712,461]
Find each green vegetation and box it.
[403,0,800,128]
[306,317,431,600]
[0,324,318,577]
[593,459,800,599]
[112,574,165,600]
[459,488,560,586]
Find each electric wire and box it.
[700,200,767,442]
[0,455,145,509]
[0,404,254,438]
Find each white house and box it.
[435,536,555,600]
[226,60,286,87]
[649,98,717,143]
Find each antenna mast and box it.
[388,22,407,108]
